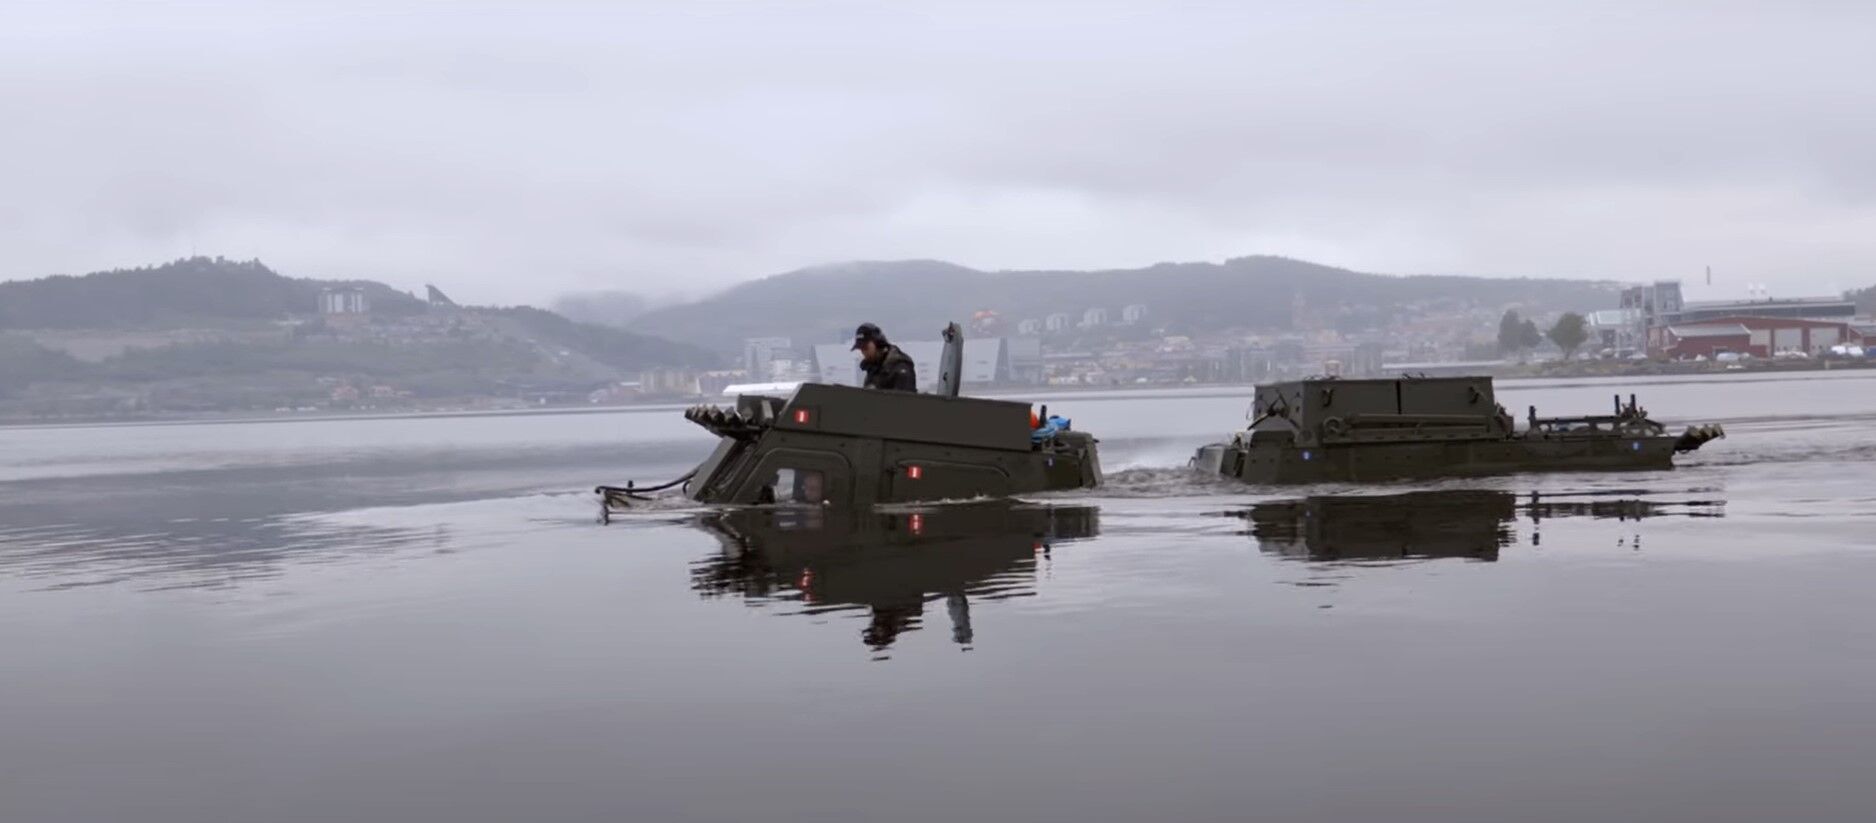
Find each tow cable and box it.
[594,469,697,524]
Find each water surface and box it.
[4,373,1874,822]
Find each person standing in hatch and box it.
[852,322,917,392]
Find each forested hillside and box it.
[0,258,719,418]
[0,257,426,329]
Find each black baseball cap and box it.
[851,322,884,350]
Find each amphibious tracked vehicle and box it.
[1192,375,1724,484]
[599,324,1099,517]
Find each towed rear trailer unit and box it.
[1192,375,1724,484]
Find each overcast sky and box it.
[3,1,1873,304]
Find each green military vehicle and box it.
[1192,375,1724,484]
[599,324,1099,516]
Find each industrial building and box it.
[1622,279,1869,359]
[1666,297,1856,326]
[1655,315,1862,359]
[1586,308,1640,352]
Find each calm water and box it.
[4,373,1875,822]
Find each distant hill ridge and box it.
[0,257,429,330]
[623,256,1625,352]
[0,256,718,372]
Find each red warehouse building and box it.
[1652,315,1869,359]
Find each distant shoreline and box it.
[7,358,1874,430]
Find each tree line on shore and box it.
[1499,309,1590,360]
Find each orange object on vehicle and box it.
[1029,409,1040,428]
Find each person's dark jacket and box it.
[862,345,918,391]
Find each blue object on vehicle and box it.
[1031,415,1072,443]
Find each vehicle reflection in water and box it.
[1235,489,1726,563]
[689,502,1099,655]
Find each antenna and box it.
[938,322,964,398]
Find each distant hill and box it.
[489,306,717,372]
[0,257,428,330]
[625,256,1623,352]
[0,258,722,417]
[552,291,657,328]
[0,336,83,400]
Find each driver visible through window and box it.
[764,468,826,504]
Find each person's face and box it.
[859,339,881,363]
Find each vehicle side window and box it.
[765,468,827,503]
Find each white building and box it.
[319,288,369,314]
[894,338,1008,392]
[1081,307,1109,328]
[811,344,862,386]
[1121,304,1147,324]
[742,336,792,380]
[1045,313,1071,332]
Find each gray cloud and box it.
[3,1,1874,303]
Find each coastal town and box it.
[671,279,1876,401]
[8,258,1875,420]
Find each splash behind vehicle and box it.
[599,324,1099,516]
[1191,375,1724,484]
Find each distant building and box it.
[1272,340,1305,366]
[895,338,1010,392]
[1005,336,1044,384]
[1586,308,1640,353]
[1045,313,1071,332]
[1620,280,1682,353]
[970,309,1002,335]
[742,337,792,381]
[811,344,863,386]
[1660,324,1752,360]
[1016,318,1043,336]
[697,370,742,397]
[1081,307,1109,328]
[768,357,817,382]
[1222,346,1273,383]
[1654,315,1861,358]
[1121,304,1147,325]
[319,288,369,315]
[639,368,700,397]
[1623,278,1858,356]
[1350,342,1386,377]
[1667,297,1855,325]
[812,337,1038,391]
